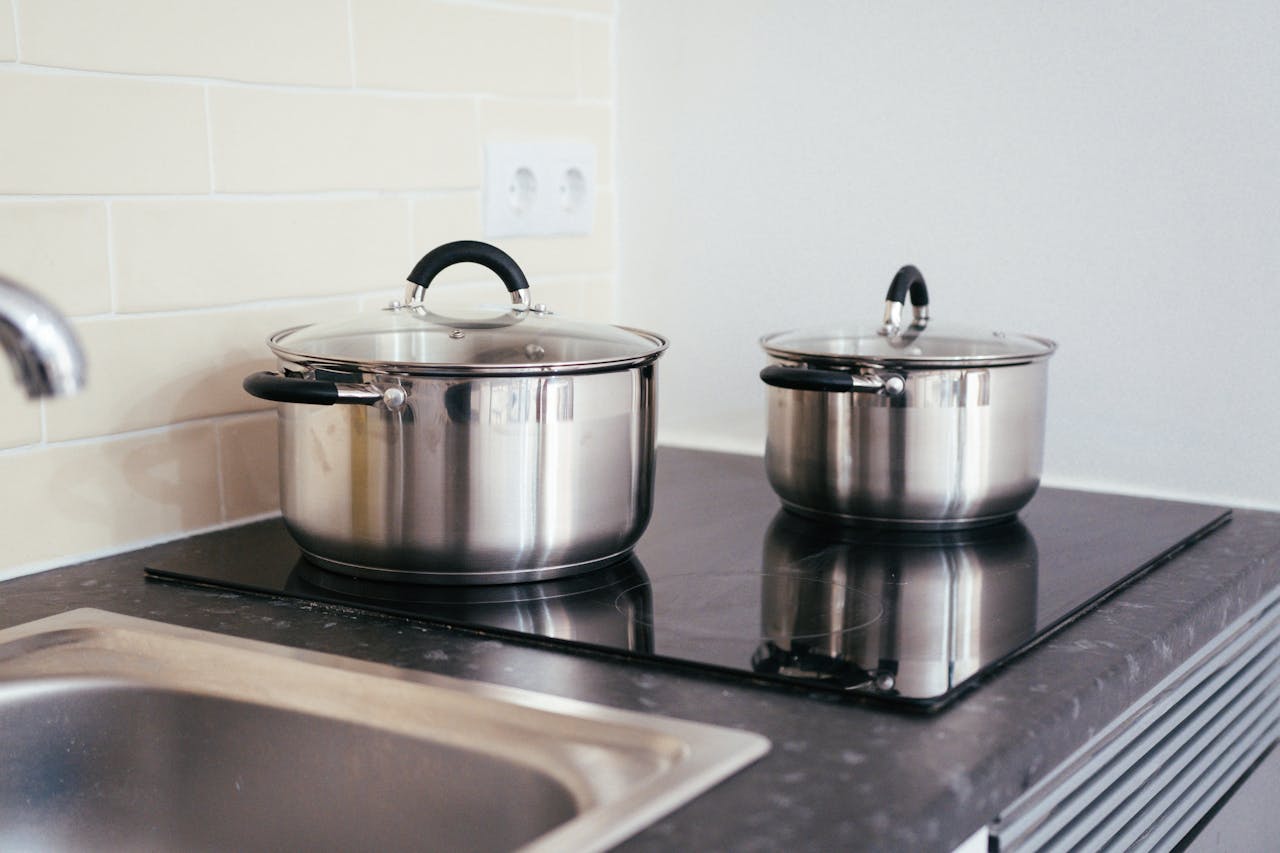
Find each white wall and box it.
[617,0,1280,510]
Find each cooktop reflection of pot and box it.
[146,449,1231,710]
[756,514,1038,698]
[291,556,653,653]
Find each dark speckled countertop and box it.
[1,450,1278,852]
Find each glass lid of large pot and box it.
[761,265,1056,369]
[271,241,667,375]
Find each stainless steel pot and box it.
[759,266,1056,529]
[244,241,668,585]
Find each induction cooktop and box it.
[145,448,1231,711]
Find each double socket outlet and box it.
[483,142,597,238]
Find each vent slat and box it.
[1140,720,1280,852]
[992,590,1280,852]
[1076,690,1280,851]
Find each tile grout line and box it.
[0,410,277,460]
[573,15,584,103]
[0,62,607,106]
[57,268,611,324]
[435,0,611,23]
[0,508,283,582]
[406,194,416,263]
[212,419,227,523]
[203,83,217,193]
[0,189,492,203]
[0,185,617,204]
[607,8,620,323]
[104,199,118,313]
[471,95,485,242]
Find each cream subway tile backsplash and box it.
[357,288,411,312]
[0,1,15,60]
[521,278,594,322]
[0,423,222,576]
[0,0,617,575]
[479,99,613,184]
[0,73,210,194]
[386,274,612,326]
[412,192,483,246]
[112,199,409,312]
[17,0,352,86]
[499,0,614,13]
[352,0,577,97]
[410,193,613,281]
[217,413,280,520]
[457,192,616,278]
[574,276,615,323]
[208,88,480,192]
[410,192,483,285]
[43,300,358,442]
[0,385,41,450]
[576,19,612,100]
[0,202,110,315]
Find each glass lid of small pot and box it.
[761,265,1056,368]
[270,242,667,374]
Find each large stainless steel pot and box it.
[759,266,1056,529]
[244,241,667,585]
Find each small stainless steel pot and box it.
[760,266,1056,530]
[244,241,667,585]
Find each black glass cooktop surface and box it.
[145,448,1230,710]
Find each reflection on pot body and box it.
[758,511,1039,699]
[442,375,576,425]
[289,556,653,653]
[279,363,657,584]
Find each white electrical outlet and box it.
[483,142,597,238]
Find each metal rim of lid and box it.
[759,326,1057,369]
[267,322,670,377]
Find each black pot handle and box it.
[760,365,904,396]
[405,241,530,308]
[881,265,929,337]
[244,371,398,408]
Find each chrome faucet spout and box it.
[0,274,87,398]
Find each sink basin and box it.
[0,609,768,852]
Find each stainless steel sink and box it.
[0,609,768,852]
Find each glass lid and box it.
[269,241,667,374]
[761,323,1055,366]
[761,265,1056,367]
[272,304,665,372]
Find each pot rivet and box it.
[449,329,465,339]
[873,673,896,691]
[524,343,546,361]
[381,386,408,411]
